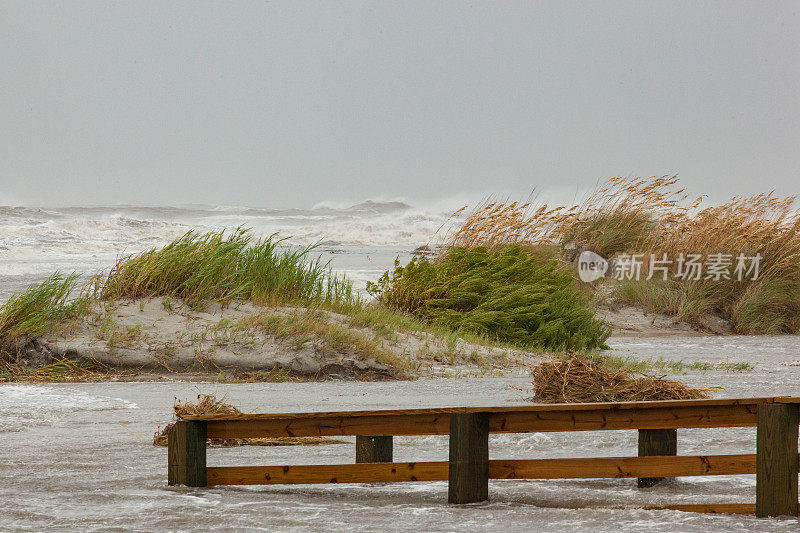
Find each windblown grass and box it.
[98,228,357,309]
[440,176,693,257]
[1,229,364,369]
[0,273,90,356]
[440,176,800,334]
[369,245,610,351]
[638,192,800,333]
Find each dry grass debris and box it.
[0,358,125,383]
[531,353,708,403]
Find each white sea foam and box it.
[0,385,138,432]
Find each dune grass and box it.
[438,176,800,334]
[0,273,91,356]
[369,245,610,351]
[98,228,357,309]
[1,229,361,358]
[591,352,753,374]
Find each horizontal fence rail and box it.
[203,404,761,438]
[205,454,767,487]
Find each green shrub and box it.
[369,246,610,351]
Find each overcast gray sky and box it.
[1,1,798,208]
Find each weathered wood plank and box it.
[206,414,449,439]
[638,428,678,487]
[167,420,207,487]
[490,454,757,479]
[490,404,758,434]
[207,461,447,486]
[756,403,799,517]
[205,404,760,439]
[448,413,490,504]
[356,436,393,463]
[181,396,800,420]
[204,454,763,486]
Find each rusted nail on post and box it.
[756,403,799,518]
[637,428,677,488]
[448,412,489,504]
[168,420,207,487]
[355,436,393,463]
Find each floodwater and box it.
[3,335,800,532]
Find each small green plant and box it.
[161,342,178,358]
[95,315,118,341]
[105,324,145,349]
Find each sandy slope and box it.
[15,298,731,381]
[26,298,539,380]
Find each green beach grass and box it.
[0,273,91,354]
[0,224,761,382]
[97,227,357,309]
[368,245,610,351]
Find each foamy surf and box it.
[0,202,458,301]
[0,384,138,433]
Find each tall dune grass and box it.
[0,273,90,355]
[97,228,358,309]
[439,176,800,334]
[441,176,698,256]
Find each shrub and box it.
[369,246,610,351]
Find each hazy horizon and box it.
[2,1,798,209]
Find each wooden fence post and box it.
[756,403,799,517]
[168,420,207,487]
[448,412,489,504]
[355,436,393,463]
[637,428,677,488]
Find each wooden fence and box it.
[168,396,800,518]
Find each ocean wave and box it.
[0,385,138,433]
[0,204,454,251]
